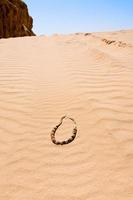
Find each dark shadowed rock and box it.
[0,0,35,38]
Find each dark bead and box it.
[53,127,57,132]
[52,139,56,143]
[55,141,61,145]
[67,138,72,143]
[71,135,75,139]
[73,130,77,135]
[62,141,67,145]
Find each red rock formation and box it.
[0,0,35,38]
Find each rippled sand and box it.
[0,30,133,200]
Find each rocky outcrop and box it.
[0,0,35,38]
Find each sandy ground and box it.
[0,30,133,200]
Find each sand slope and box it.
[0,30,133,200]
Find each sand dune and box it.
[0,30,133,200]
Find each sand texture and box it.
[0,30,133,200]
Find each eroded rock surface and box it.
[0,0,35,38]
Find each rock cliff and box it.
[0,0,35,38]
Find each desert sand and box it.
[0,30,133,200]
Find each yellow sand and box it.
[0,30,133,200]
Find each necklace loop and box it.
[51,115,77,145]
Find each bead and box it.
[53,127,57,132]
[55,141,61,145]
[71,135,75,139]
[67,138,72,143]
[73,130,77,134]
[52,139,56,143]
[62,141,67,145]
